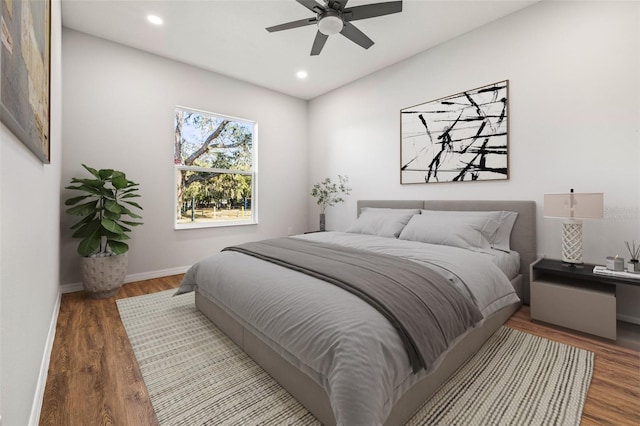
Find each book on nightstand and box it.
[593,266,640,280]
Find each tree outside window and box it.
[174,106,256,228]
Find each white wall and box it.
[0,0,63,423]
[308,1,640,320]
[60,29,309,285]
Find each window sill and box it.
[174,220,258,230]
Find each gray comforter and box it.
[178,232,520,425]
[223,237,483,373]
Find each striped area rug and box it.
[117,290,594,426]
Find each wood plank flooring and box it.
[40,275,640,425]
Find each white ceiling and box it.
[61,0,538,100]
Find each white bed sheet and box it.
[489,249,520,280]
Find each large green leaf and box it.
[72,220,101,238]
[78,233,101,256]
[103,210,122,220]
[70,177,103,188]
[122,185,140,193]
[111,173,128,189]
[82,164,100,179]
[70,214,95,230]
[107,240,129,254]
[100,187,116,199]
[98,169,114,179]
[66,183,103,195]
[121,220,143,227]
[122,200,143,210]
[66,200,98,216]
[118,223,132,232]
[104,199,122,214]
[119,205,143,219]
[65,195,92,206]
[101,218,124,234]
[104,229,130,240]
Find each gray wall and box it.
[0,1,63,424]
[60,29,309,286]
[307,1,640,321]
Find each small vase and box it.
[319,213,326,232]
[628,260,639,273]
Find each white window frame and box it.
[173,106,258,230]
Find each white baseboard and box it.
[617,313,640,326]
[60,265,191,294]
[29,287,62,426]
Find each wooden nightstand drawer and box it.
[530,279,616,339]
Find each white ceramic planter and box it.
[81,252,128,299]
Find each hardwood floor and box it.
[39,276,180,426]
[40,275,640,425]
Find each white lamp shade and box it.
[543,192,604,219]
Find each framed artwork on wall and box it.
[1,0,51,163]
[400,80,509,184]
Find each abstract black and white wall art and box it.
[400,81,509,184]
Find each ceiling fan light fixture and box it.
[318,15,343,36]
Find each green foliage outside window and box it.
[174,107,255,226]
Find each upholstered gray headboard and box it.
[357,200,537,304]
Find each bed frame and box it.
[195,200,536,425]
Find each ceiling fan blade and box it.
[343,1,402,22]
[266,17,317,32]
[296,0,325,14]
[311,31,329,56]
[340,21,374,50]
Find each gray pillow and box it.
[346,210,417,238]
[492,211,518,252]
[415,210,517,252]
[399,213,497,252]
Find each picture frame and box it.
[1,0,52,163]
[400,80,509,184]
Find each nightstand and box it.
[529,258,640,340]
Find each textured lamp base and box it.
[562,219,583,264]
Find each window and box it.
[174,106,256,229]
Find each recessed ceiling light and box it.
[296,70,308,80]
[147,15,163,25]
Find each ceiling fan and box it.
[266,0,403,56]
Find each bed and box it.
[177,200,536,425]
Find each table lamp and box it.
[543,189,604,265]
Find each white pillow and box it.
[399,213,500,252]
[492,211,518,252]
[346,210,417,238]
[417,210,517,252]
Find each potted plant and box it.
[310,175,351,231]
[65,164,143,298]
